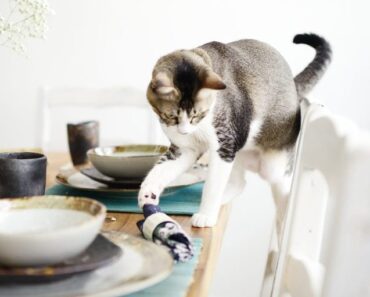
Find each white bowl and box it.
[87,145,168,179]
[0,196,106,267]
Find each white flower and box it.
[0,0,53,55]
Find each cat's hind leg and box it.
[221,152,247,204]
[258,149,293,233]
[258,150,293,276]
[271,174,292,233]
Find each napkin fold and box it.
[137,204,194,262]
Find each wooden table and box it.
[46,153,231,297]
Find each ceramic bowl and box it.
[87,145,168,179]
[0,196,106,267]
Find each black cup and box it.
[0,152,47,198]
[67,121,99,166]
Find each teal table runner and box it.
[46,183,203,215]
[127,238,203,297]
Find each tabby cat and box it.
[138,33,331,227]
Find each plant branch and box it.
[12,14,35,26]
[7,0,17,22]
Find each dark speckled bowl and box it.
[0,152,47,198]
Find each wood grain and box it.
[46,152,231,297]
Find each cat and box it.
[138,33,331,228]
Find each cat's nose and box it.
[178,128,190,135]
[177,124,190,135]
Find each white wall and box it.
[0,0,369,149]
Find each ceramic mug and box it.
[67,121,99,166]
[0,152,47,198]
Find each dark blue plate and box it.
[0,234,122,284]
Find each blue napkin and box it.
[46,183,203,215]
[137,205,194,262]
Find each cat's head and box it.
[147,49,226,135]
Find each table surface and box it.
[46,152,231,297]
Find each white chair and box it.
[37,86,169,152]
[270,102,370,297]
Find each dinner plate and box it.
[56,163,207,193]
[0,234,122,283]
[80,167,142,188]
[0,232,173,297]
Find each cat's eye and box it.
[193,109,208,117]
[162,113,174,119]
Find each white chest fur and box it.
[160,113,219,154]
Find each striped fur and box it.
[293,33,332,97]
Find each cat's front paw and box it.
[138,184,162,208]
[191,212,217,228]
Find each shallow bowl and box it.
[87,145,168,179]
[0,196,106,267]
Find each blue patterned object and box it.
[137,205,194,262]
[126,238,202,297]
[46,183,203,215]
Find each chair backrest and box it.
[37,86,169,151]
[271,103,370,297]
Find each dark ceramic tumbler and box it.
[67,121,99,166]
[0,152,47,198]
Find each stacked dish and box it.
[0,196,114,281]
[0,196,173,296]
[57,145,207,193]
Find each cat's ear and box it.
[151,72,177,97]
[202,71,226,90]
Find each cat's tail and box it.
[293,33,332,97]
